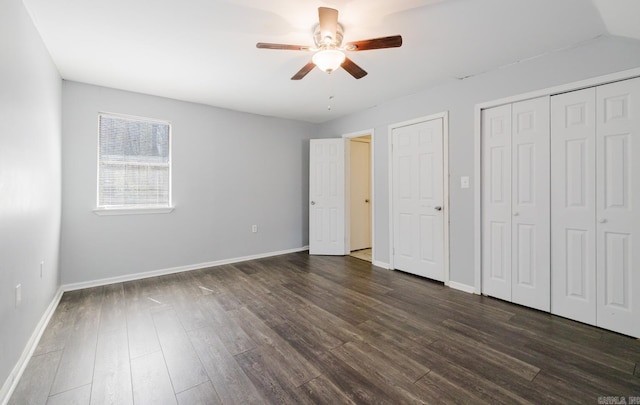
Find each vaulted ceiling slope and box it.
[20,0,640,123]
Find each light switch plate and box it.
[15,284,21,307]
[461,176,470,189]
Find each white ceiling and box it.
[20,0,640,123]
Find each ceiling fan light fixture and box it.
[312,49,346,73]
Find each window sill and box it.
[93,206,174,216]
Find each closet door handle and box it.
[598,218,607,223]
[434,206,442,211]
[513,212,519,217]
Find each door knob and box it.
[434,206,442,211]
[310,201,316,205]
[598,218,607,223]
[365,199,370,203]
[513,212,519,216]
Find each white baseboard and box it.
[63,246,310,292]
[372,260,391,270]
[447,281,477,294]
[1,287,64,405]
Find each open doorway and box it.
[346,133,373,262]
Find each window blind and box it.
[98,114,171,208]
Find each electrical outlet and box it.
[15,284,21,307]
[252,225,258,233]
[40,261,44,278]
[460,176,470,189]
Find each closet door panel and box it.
[482,104,512,301]
[550,88,597,325]
[511,97,550,311]
[596,77,640,338]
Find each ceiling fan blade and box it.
[346,35,403,51]
[291,61,316,80]
[256,43,311,51]
[341,57,367,79]
[318,7,339,43]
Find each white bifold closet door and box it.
[482,104,512,301]
[550,88,597,325]
[595,78,640,337]
[551,77,640,338]
[482,97,550,311]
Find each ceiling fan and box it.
[256,7,403,80]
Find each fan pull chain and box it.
[327,76,333,111]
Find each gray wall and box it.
[0,0,62,393]
[60,82,320,285]
[319,35,640,287]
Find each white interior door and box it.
[392,118,444,281]
[482,104,512,301]
[595,77,640,337]
[309,139,346,255]
[350,139,371,251]
[551,88,597,325]
[510,97,550,312]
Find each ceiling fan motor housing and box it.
[313,23,344,49]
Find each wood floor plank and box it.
[427,338,565,404]
[235,348,315,405]
[281,280,371,325]
[230,306,321,387]
[299,375,357,405]
[90,328,133,405]
[273,315,343,354]
[438,318,639,401]
[152,309,209,394]
[45,383,91,405]
[266,283,313,309]
[175,381,221,405]
[165,272,210,333]
[432,330,541,382]
[419,357,534,405]
[49,287,103,395]
[301,259,394,297]
[196,294,256,355]
[124,280,163,360]
[292,303,365,345]
[8,350,62,405]
[187,326,263,405]
[98,283,127,333]
[522,339,640,395]
[516,320,637,375]
[186,268,225,296]
[130,351,177,405]
[336,340,431,383]
[329,342,436,404]
[308,351,401,404]
[125,310,161,360]
[415,370,490,404]
[33,293,80,356]
[530,370,601,404]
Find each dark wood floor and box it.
[9,252,640,404]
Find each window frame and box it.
[94,112,174,216]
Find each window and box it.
[96,113,172,213]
